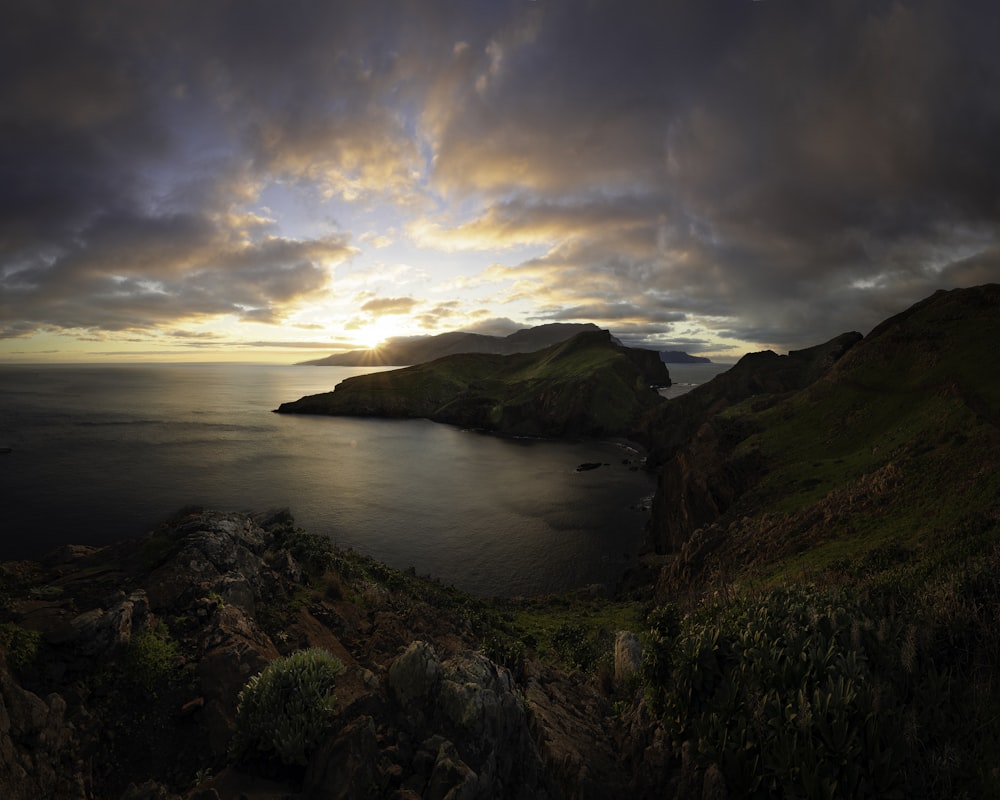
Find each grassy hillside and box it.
[635,285,1000,796]
[705,285,1000,584]
[277,330,670,439]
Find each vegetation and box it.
[641,560,1000,798]
[121,622,181,694]
[230,647,345,767]
[0,622,41,675]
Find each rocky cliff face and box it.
[643,331,862,557]
[0,510,686,800]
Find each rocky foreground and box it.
[0,509,693,800]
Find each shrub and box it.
[551,622,599,671]
[0,622,41,675]
[230,647,344,767]
[270,523,336,577]
[122,623,179,693]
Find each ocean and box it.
[0,361,728,596]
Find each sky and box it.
[2,0,999,363]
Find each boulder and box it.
[304,715,380,800]
[613,631,642,687]
[45,591,152,656]
[388,641,441,710]
[0,668,85,800]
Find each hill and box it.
[643,284,1000,589]
[300,322,606,366]
[278,330,670,439]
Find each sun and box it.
[353,316,405,350]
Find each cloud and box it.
[420,0,1000,348]
[0,213,353,336]
[459,316,523,337]
[414,300,463,328]
[359,296,419,315]
[3,1,1000,355]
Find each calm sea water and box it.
[0,362,728,596]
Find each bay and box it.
[0,363,661,597]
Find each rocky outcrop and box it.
[384,641,550,799]
[0,509,672,799]
[0,667,85,800]
[647,419,763,556]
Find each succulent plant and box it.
[230,647,345,767]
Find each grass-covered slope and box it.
[650,284,1000,589]
[277,330,670,439]
[637,285,1000,797]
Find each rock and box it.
[434,653,547,797]
[46,591,152,655]
[304,715,380,800]
[388,641,441,710]
[702,763,728,800]
[613,631,642,687]
[426,739,478,800]
[196,604,280,757]
[0,668,85,800]
[118,780,181,800]
[145,512,268,611]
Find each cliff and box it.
[643,284,1000,593]
[278,330,671,440]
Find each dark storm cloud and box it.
[424,0,1000,346]
[2,0,999,351]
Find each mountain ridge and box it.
[300,322,607,366]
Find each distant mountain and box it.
[300,323,606,366]
[660,351,712,364]
[279,330,670,439]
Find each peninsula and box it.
[277,329,670,440]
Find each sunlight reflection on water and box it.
[0,363,655,596]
